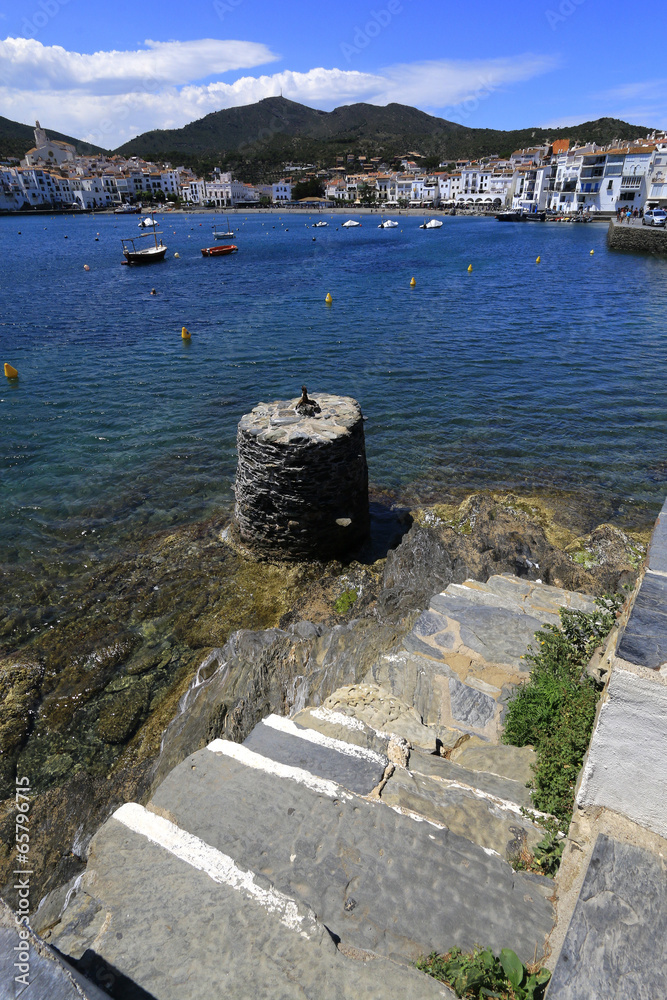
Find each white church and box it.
[21,122,76,167]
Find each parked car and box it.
[642,209,667,227]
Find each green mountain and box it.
[0,116,105,161]
[113,97,654,177]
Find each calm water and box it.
[2,211,667,576]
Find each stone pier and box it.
[234,389,370,561]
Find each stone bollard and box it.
[234,388,370,560]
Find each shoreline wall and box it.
[607,217,667,255]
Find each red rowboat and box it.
[201,245,238,257]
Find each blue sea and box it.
[2,210,667,579]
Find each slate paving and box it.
[547,835,667,1000]
[616,570,667,668]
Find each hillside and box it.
[113,97,654,177]
[0,116,105,161]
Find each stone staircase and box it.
[36,574,578,999]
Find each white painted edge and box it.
[113,803,319,938]
[266,713,388,764]
[424,776,550,823]
[206,739,353,800]
[309,706,385,737]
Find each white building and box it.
[272,180,292,202]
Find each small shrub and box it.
[333,588,357,614]
[503,595,623,831]
[417,946,550,999]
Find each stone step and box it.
[292,690,543,858]
[408,745,536,809]
[142,738,555,965]
[293,683,466,753]
[242,714,389,795]
[46,802,451,1000]
[373,574,598,741]
[378,762,545,861]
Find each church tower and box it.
[34,121,48,147]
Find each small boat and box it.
[121,213,167,264]
[213,215,236,239]
[201,244,238,257]
[342,219,361,227]
[495,211,527,222]
[114,204,140,214]
[378,218,398,228]
[138,216,157,228]
[121,236,167,264]
[419,218,443,229]
[312,221,328,227]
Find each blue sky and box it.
[0,0,665,147]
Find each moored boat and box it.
[419,218,443,229]
[121,213,167,264]
[201,244,238,257]
[342,219,361,227]
[138,215,158,228]
[213,215,236,239]
[121,237,167,264]
[312,221,328,227]
[378,218,398,228]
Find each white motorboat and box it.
[342,219,361,227]
[419,218,443,229]
[138,216,158,228]
[378,218,398,228]
[312,221,328,227]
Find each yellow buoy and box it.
[536,256,541,263]
[325,292,333,304]
[181,326,191,340]
[409,277,416,287]
[4,363,18,379]
[174,252,180,258]
[83,264,90,271]
[467,264,473,272]
[590,249,594,255]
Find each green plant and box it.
[333,588,357,615]
[417,946,550,999]
[503,596,623,830]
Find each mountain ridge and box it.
[113,96,654,167]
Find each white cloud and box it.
[0,36,558,147]
[0,37,279,93]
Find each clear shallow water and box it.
[2,210,667,575]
